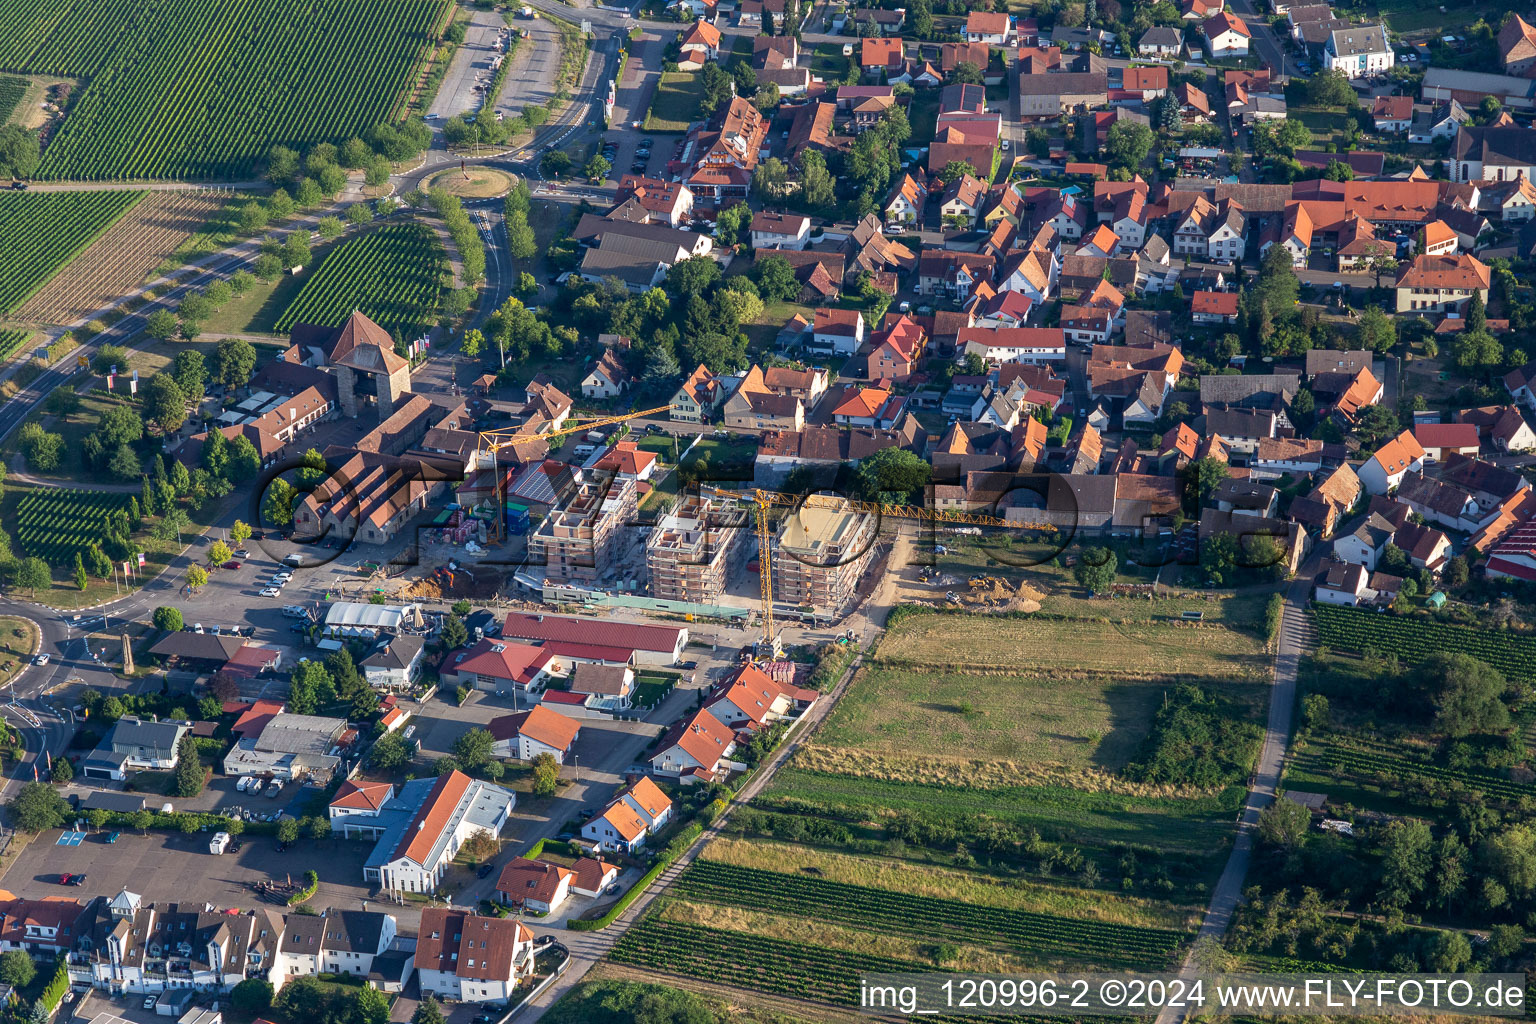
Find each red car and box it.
[223,561,242,570]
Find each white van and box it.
[572,444,596,458]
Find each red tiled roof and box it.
[501,612,684,656]
[488,705,580,751]
[391,771,473,866]
[331,779,393,812]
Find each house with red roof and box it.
[488,705,581,763]
[441,639,566,696]
[649,707,738,783]
[416,908,533,1003]
[570,857,620,897]
[1359,430,1427,495]
[861,37,905,76]
[706,663,818,728]
[356,771,516,893]
[580,776,675,853]
[593,440,659,482]
[1413,422,1481,462]
[494,860,572,913]
[831,386,909,428]
[501,611,688,667]
[329,780,396,828]
[1191,290,1239,324]
[1203,11,1251,56]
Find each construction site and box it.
[525,471,640,586]
[771,503,880,617]
[646,493,752,604]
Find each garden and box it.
[645,72,706,132]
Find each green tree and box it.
[7,781,69,832]
[1356,304,1397,353]
[266,144,300,184]
[173,734,205,797]
[153,606,184,632]
[1256,795,1311,848]
[1104,121,1155,172]
[441,614,469,650]
[1182,456,1230,509]
[145,308,179,341]
[13,557,49,595]
[531,751,560,796]
[0,950,37,988]
[411,999,446,1024]
[354,985,390,1024]
[368,731,412,771]
[752,254,798,302]
[277,817,300,844]
[73,552,88,591]
[51,756,73,782]
[951,60,983,84]
[1073,546,1117,594]
[230,979,273,1016]
[452,727,495,772]
[583,154,611,182]
[752,156,788,202]
[144,374,188,434]
[854,447,930,502]
[1422,652,1509,738]
[262,478,297,528]
[214,337,257,388]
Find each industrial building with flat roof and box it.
[772,502,878,615]
[646,493,751,603]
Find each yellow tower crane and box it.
[701,486,1021,658]
[477,405,673,541]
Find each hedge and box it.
[288,870,319,907]
[524,837,582,860]
[568,822,706,932]
[93,808,279,836]
[38,957,68,1013]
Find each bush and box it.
[287,869,319,906]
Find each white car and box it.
[32,654,49,665]
[272,572,293,582]
[261,587,282,598]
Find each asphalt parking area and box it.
[4,828,376,910]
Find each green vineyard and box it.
[0,190,144,314]
[0,74,25,121]
[673,860,1186,971]
[1312,604,1536,682]
[0,329,34,362]
[610,918,1071,1024]
[275,221,446,337]
[0,0,447,180]
[1290,732,1536,805]
[14,488,133,565]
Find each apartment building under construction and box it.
[527,472,638,585]
[646,494,751,604]
[772,502,878,615]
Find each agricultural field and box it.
[11,487,133,565]
[875,606,1271,679]
[606,602,1269,1019]
[1286,728,1536,813]
[0,190,145,315]
[16,190,227,325]
[0,74,24,121]
[1313,604,1536,683]
[274,221,446,336]
[0,0,447,180]
[0,328,34,363]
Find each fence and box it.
[507,943,571,1020]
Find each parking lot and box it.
[3,827,376,911]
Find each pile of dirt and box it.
[397,568,505,601]
[958,576,1045,614]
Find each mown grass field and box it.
[645,72,706,132]
[875,610,1271,679]
[816,668,1170,773]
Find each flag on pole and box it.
[32,763,37,781]
[123,561,132,577]
[129,377,138,395]
[137,551,146,567]
[106,374,114,390]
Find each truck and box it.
[209,832,231,855]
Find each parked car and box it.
[32,654,48,665]
[105,831,120,843]
[261,588,282,598]
[143,997,157,1010]
[477,863,495,878]
[223,560,241,569]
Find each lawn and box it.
[874,608,1271,679]
[806,42,854,78]
[645,72,707,132]
[815,667,1177,775]
[633,671,678,708]
[199,271,306,336]
[0,616,38,688]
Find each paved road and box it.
[493,17,562,121]
[1228,0,1292,77]
[1154,571,1316,1024]
[431,10,514,120]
